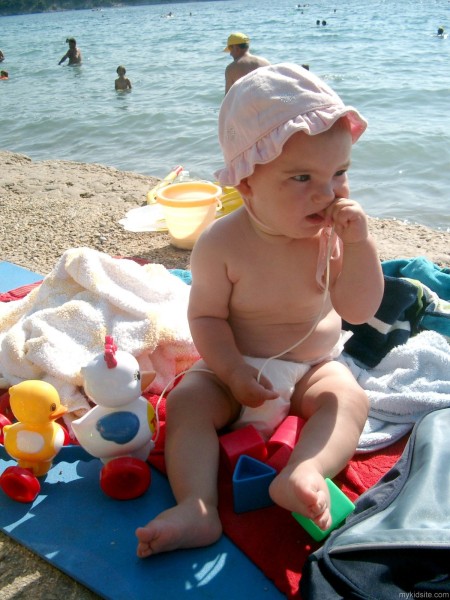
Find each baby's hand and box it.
[326,198,369,244]
[228,363,278,408]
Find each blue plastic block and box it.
[232,455,277,513]
[292,478,355,541]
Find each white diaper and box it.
[232,331,351,439]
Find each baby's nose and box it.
[312,182,335,205]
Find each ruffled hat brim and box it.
[215,63,367,187]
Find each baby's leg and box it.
[269,360,368,530]
[136,367,239,557]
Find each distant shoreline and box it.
[0,0,218,18]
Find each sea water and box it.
[1,0,449,230]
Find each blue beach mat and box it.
[0,261,43,293]
[0,263,283,600]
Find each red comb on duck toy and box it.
[72,336,157,500]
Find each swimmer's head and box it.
[215,63,367,187]
[116,65,126,75]
[66,37,77,45]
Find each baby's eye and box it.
[292,174,310,182]
[334,169,348,177]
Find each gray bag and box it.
[301,408,450,599]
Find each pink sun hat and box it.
[215,63,367,187]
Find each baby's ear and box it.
[235,178,251,199]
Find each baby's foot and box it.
[136,498,222,558]
[269,463,331,530]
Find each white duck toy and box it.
[72,336,157,499]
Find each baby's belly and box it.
[231,310,342,363]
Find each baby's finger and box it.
[257,372,274,391]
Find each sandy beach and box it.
[1,150,450,276]
[0,149,449,598]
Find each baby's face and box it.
[241,122,352,238]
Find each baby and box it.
[136,63,384,557]
[115,65,132,91]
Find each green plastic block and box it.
[292,478,355,541]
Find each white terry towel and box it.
[0,248,200,421]
[339,330,450,451]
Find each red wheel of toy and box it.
[100,457,151,500]
[0,413,12,444]
[0,466,41,503]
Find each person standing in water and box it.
[58,38,82,65]
[223,32,270,94]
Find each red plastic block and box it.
[266,444,292,473]
[219,424,267,472]
[267,416,305,457]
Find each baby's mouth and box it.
[306,211,325,224]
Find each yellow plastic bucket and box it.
[156,181,222,249]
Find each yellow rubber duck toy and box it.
[3,380,67,477]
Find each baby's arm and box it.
[189,228,277,407]
[326,198,384,324]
